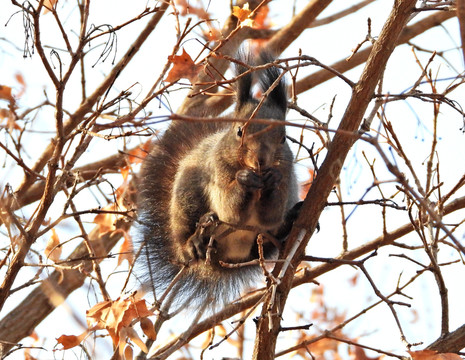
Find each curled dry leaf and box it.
[45,228,62,262]
[24,350,38,360]
[351,346,381,360]
[140,317,157,340]
[117,232,134,266]
[253,5,270,29]
[55,330,88,350]
[165,49,203,84]
[127,141,151,164]
[0,109,9,119]
[299,167,315,200]
[93,203,127,235]
[14,73,26,98]
[42,0,58,14]
[28,331,40,342]
[232,3,252,25]
[86,297,153,346]
[123,344,134,360]
[174,0,209,19]
[121,326,148,353]
[0,85,14,102]
[0,109,21,131]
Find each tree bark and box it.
[428,323,465,352]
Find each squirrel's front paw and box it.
[262,168,282,190]
[236,169,263,189]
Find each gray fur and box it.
[137,53,299,310]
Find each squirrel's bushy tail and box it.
[235,51,287,119]
[138,217,260,310]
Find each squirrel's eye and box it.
[280,135,286,144]
[237,126,243,138]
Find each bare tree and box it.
[1,0,464,359]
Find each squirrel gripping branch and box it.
[137,52,300,309]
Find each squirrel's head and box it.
[228,51,289,172]
[230,120,287,173]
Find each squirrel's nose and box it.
[256,155,271,172]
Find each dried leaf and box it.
[351,346,381,360]
[123,344,134,360]
[93,203,124,235]
[122,326,148,353]
[349,272,359,286]
[14,73,26,98]
[165,49,203,84]
[0,109,9,119]
[45,228,62,262]
[56,331,87,350]
[299,167,314,200]
[118,335,127,358]
[120,166,130,182]
[117,232,134,266]
[253,5,270,29]
[3,112,22,131]
[0,107,20,132]
[15,73,25,87]
[42,0,58,14]
[28,331,40,342]
[140,317,157,341]
[86,297,153,345]
[24,349,38,360]
[86,300,112,321]
[127,142,151,164]
[174,0,209,19]
[232,3,252,25]
[0,85,14,102]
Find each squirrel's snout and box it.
[256,157,270,172]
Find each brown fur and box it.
[137,54,299,309]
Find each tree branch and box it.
[14,2,169,202]
[295,9,456,94]
[0,218,132,356]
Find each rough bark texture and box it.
[427,323,465,352]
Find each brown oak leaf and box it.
[165,49,203,84]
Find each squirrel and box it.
[137,52,300,309]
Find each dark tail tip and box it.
[234,50,287,113]
[258,52,287,112]
[235,49,254,108]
